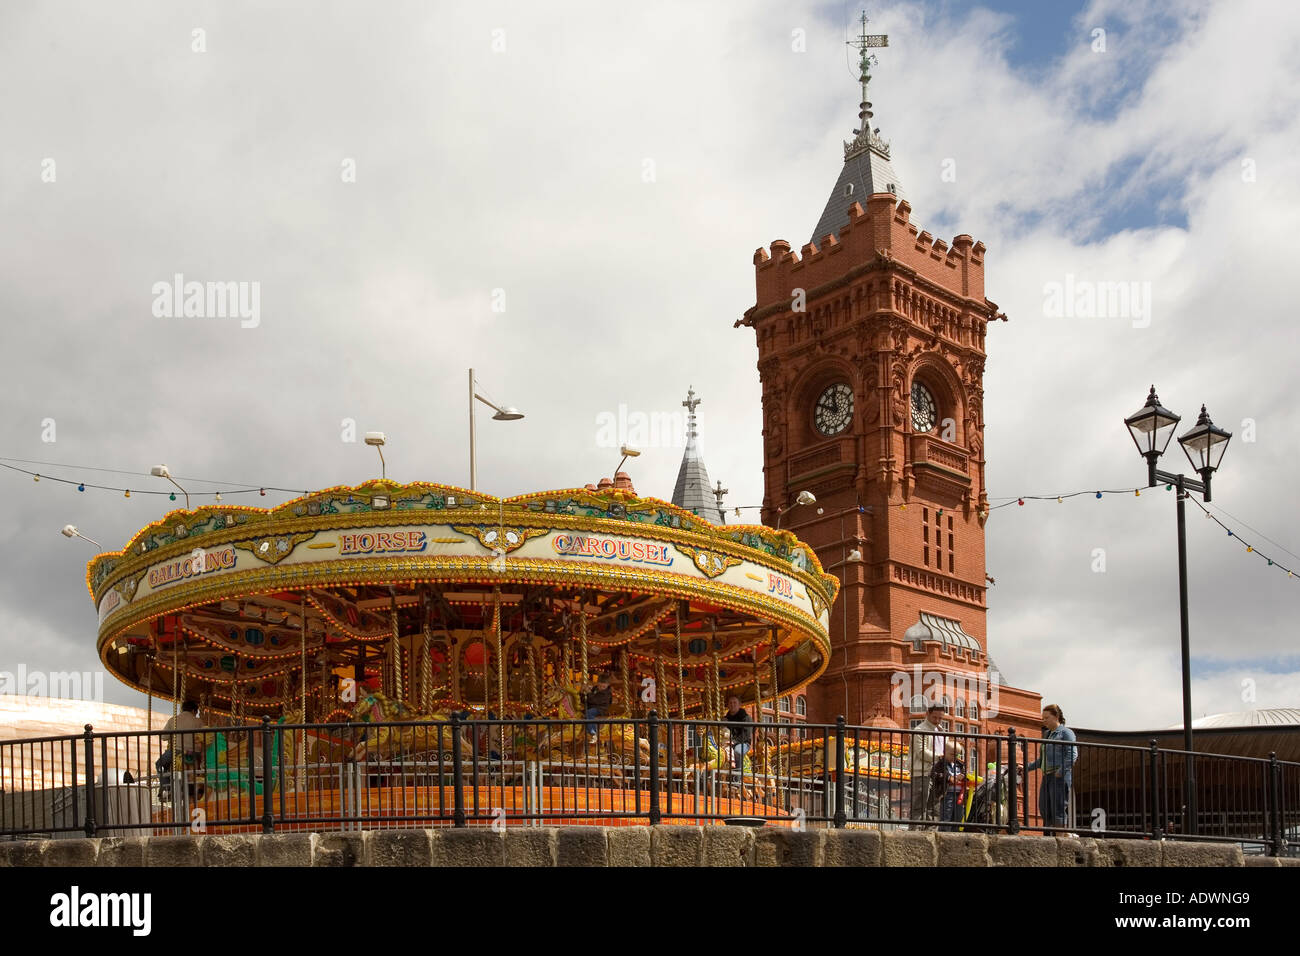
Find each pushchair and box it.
[964,764,1018,829]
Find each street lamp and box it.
[61,525,102,548]
[150,465,189,509]
[364,432,387,479]
[775,490,816,529]
[1124,384,1233,837]
[615,444,641,476]
[468,368,524,491]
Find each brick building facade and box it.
[735,36,1042,739]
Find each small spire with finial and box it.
[683,386,702,442]
[845,10,890,159]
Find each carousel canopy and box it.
[86,481,838,719]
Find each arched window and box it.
[796,695,807,717]
[779,696,792,713]
[954,699,964,718]
[969,702,979,721]
[909,694,926,714]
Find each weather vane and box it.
[849,11,888,139]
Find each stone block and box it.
[503,828,555,867]
[201,834,256,867]
[431,827,505,867]
[702,825,754,866]
[823,828,883,866]
[256,832,313,866]
[882,830,937,867]
[96,837,146,867]
[607,826,651,867]
[1058,836,1108,867]
[556,826,608,866]
[650,825,702,866]
[146,834,203,867]
[988,834,1056,867]
[313,832,364,867]
[754,827,822,867]
[1160,841,1243,867]
[366,829,433,867]
[1098,839,1161,867]
[41,839,100,867]
[936,832,990,866]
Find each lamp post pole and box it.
[468,368,477,491]
[1125,387,1232,839]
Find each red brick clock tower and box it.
[737,19,1041,737]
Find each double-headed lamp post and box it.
[1124,385,1232,837]
[468,368,524,491]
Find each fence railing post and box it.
[1006,728,1019,835]
[648,710,661,826]
[450,714,466,827]
[260,716,274,834]
[833,716,847,828]
[1269,752,1283,858]
[1149,739,1161,841]
[82,724,96,837]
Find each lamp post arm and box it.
[1154,469,1207,498]
[165,476,190,510]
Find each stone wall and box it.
[3,828,1296,867]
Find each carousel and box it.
[86,480,839,828]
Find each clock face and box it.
[911,382,937,433]
[814,383,854,436]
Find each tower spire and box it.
[809,8,903,244]
[671,386,725,525]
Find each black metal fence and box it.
[2,715,1297,855]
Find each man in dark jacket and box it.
[583,673,614,742]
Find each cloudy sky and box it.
[1,0,1296,731]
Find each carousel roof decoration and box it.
[87,480,838,720]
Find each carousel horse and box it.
[276,706,356,788]
[687,731,765,803]
[348,692,472,761]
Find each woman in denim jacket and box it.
[1025,704,1076,830]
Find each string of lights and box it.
[4,454,1295,580]
[0,458,309,500]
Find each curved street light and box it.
[469,368,525,490]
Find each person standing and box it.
[1025,704,1077,830]
[723,695,752,774]
[932,740,968,831]
[908,703,946,829]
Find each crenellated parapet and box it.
[744,195,992,328]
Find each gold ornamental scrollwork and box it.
[673,544,743,579]
[233,532,317,565]
[451,525,550,554]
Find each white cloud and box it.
[0,1,1295,731]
